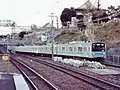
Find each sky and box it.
[0,0,120,35]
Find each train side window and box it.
[62,47,65,51]
[69,47,73,51]
[40,47,42,51]
[74,47,77,51]
[59,47,61,52]
[33,47,34,51]
[55,47,58,51]
[43,47,44,51]
[38,47,39,51]
[88,47,90,52]
[84,47,87,52]
[47,47,48,50]
[50,47,52,51]
[45,47,47,51]
[78,47,82,51]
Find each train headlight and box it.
[101,44,104,46]
[97,44,100,46]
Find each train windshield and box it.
[92,43,105,52]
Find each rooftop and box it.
[78,0,97,9]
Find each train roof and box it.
[67,41,104,44]
[0,72,29,90]
[69,41,92,44]
[13,41,105,47]
[69,41,105,43]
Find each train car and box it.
[8,41,106,62]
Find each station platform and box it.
[0,72,29,90]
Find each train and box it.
[8,41,106,62]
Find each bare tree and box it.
[31,24,37,31]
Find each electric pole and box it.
[97,0,101,10]
[56,16,59,29]
[11,21,16,39]
[97,0,101,24]
[49,13,54,60]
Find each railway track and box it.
[18,54,120,90]
[104,63,120,68]
[11,57,59,90]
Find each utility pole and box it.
[56,16,59,29]
[49,13,54,60]
[11,21,16,39]
[97,0,101,24]
[97,0,101,10]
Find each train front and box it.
[92,42,106,62]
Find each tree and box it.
[70,7,76,17]
[108,5,115,10]
[31,24,37,31]
[108,5,115,14]
[60,7,76,26]
[11,21,16,27]
[116,6,120,12]
[19,31,27,39]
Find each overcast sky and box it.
[0,0,120,35]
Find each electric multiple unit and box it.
[9,41,106,61]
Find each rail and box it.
[11,57,59,90]
[19,54,120,90]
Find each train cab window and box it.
[69,47,73,51]
[78,47,82,51]
[62,47,65,51]
[92,43,105,52]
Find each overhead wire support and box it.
[97,0,101,10]
[49,13,54,61]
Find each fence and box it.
[106,55,120,65]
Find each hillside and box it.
[16,20,120,51]
[54,20,120,49]
[54,28,88,44]
[93,20,120,48]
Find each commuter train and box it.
[9,41,106,62]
